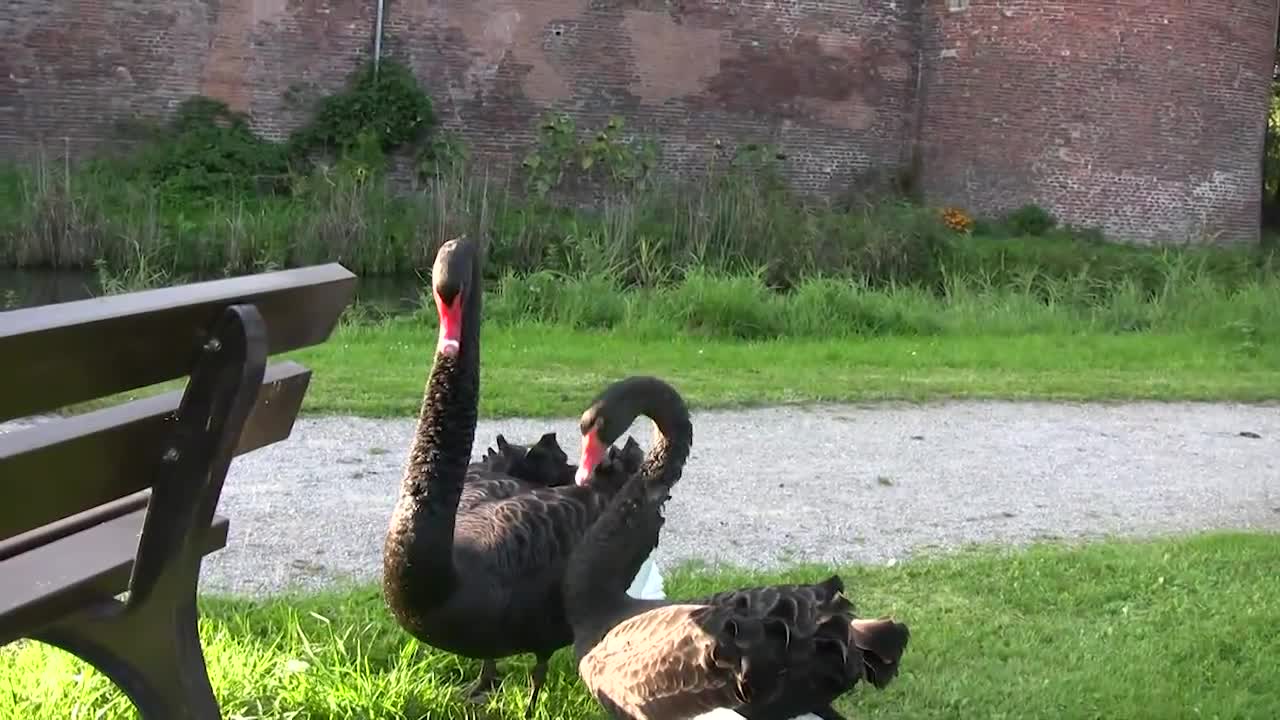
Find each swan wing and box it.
[579,604,745,720]
[455,486,600,572]
[583,577,910,719]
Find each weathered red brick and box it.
[1,0,1275,244]
[918,0,1277,244]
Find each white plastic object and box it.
[625,552,666,600]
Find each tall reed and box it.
[2,146,1277,297]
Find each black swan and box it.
[564,379,911,720]
[477,431,576,487]
[381,237,691,718]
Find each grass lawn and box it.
[280,321,1280,417]
[15,269,1280,717]
[2,532,1277,718]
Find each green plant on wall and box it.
[521,113,658,198]
[112,96,288,198]
[1265,84,1280,223]
[580,116,658,186]
[1003,203,1057,236]
[522,114,579,197]
[334,127,388,185]
[416,131,471,179]
[288,59,436,161]
[1262,24,1280,228]
[726,142,788,194]
[83,59,440,203]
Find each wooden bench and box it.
[0,264,356,719]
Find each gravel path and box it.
[186,400,1280,596]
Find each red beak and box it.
[575,430,606,486]
[436,290,463,357]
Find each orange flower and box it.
[940,206,974,233]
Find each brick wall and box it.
[917,0,1278,244]
[386,0,919,195]
[0,0,377,155]
[0,0,918,197]
[2,0,1278,243]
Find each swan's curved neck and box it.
[405,281,482,487]
[383,265,483,608]
[639,416,692,489]
[565,380,693,647]
[626,381,694,489]
[564,475,670,654]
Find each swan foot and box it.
[522,656,549,719]
[464,659,499,703]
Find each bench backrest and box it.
[0,264,357,559]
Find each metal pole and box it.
[373,0,386,76]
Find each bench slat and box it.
[0,263,355,422]
[0,491,149,564]
[0,510,229,645]
[0,362,311,544]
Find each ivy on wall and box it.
[106,59,437,199]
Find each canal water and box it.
[0,268,426,314]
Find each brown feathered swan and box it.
[563,376,911,720]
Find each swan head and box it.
[574,376,685,485]
[574,435,645,489]
[576,401,628,486]
[575,427,607,486]
[431,236,477,357]
[575,381,643,485]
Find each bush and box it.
[4,152,1278,299]
[110,97,289,198]
[1003,203,1057,236]
[288,60,435,159]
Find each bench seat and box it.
[0,509,230,646]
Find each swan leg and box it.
[522,655,550,719]
[463,659,499,702]
[813,704,848,720]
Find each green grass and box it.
[47,265,1280,417]
[3,532,1278,718]
[274,264,1280,416]
[290,322,1280,417]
